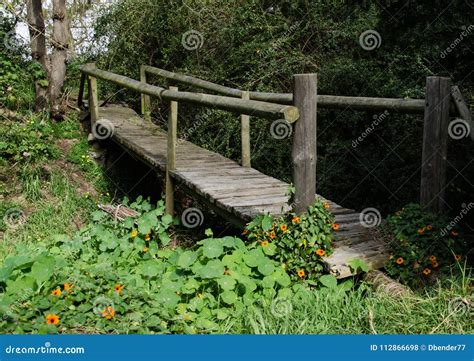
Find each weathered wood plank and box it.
[420,76,451,214]
[98,104,389,279]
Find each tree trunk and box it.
[50,0,70,119]
[26,0,49,111]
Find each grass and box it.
[218,273,472,334]
[0,113,472,335]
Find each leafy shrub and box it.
[244,197,334,284]
[383,204,467,288]
[0,197,296,334]
[0,117,60,164]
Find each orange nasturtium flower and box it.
[426,225,433,231]
[422,268,431,276]
[130,229,138,238]
[269,231,276,239]
[51,288,62,297]
[114,284,124,294]
[323,202,330,209]
[316,249,326,257]
[451,231,459,236]
[102,306,116,320]
[332,223,340,231]
[297,269,305,278]
[261,240,269,247]
[395,257,404,265]
[63,283,72,292]
[428,255,437,263]
[144,233,151,241]
[292,216,301,224]
[417,227,425,235]
[242,229,249,235]
[454,254,462,262]
[280,224,288,232]
[432,261,439,268]
[45,314,60,325]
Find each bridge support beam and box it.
[292,74,317,214]
[166,86,178,216]
[140,65,151,121]
[420,76,451,214]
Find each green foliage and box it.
[0,197,296,334]
[0,14,36,109]
[244,198,334,284]
[0,117,60,164]
[93,0,473,216]
[383,204,467,288]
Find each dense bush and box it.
[384,204,468,288]
[244,197,335,284]
[0,13,37,110]
[91,0,473,223]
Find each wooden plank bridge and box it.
[79,64,472,278]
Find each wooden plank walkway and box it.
[97,104,389,278]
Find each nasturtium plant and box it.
[244,197,335,284]
[383,203,467,288]
[0,198,298,334]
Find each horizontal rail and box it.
[143,65,427,114]
[79,64,299,122]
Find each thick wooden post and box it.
[420,76,451,214]
[140,65,151,121]
[292,74,317,214]
[165,86,178,215]
[241,91,251,167]
[88,75,99,127]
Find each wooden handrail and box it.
[79,64,299,122]
[143,65,428,114]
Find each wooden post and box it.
[420,76,451,214]
[241,91,251,167]
[451,85,474,141]
[88,75,99,127]
[292,74,317,214]
[165,86,178,215]
[140,65,151,121]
